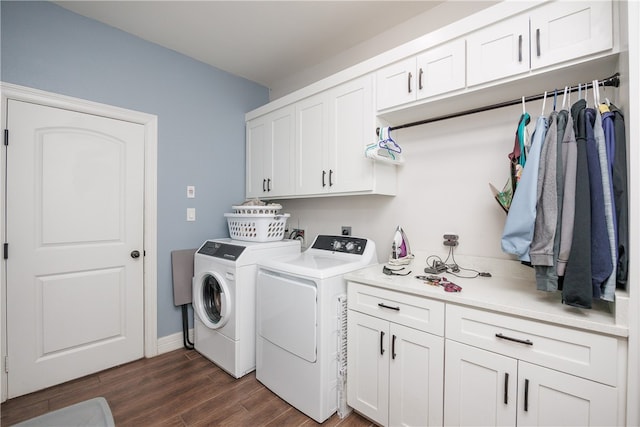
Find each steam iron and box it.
[388,226,414,266]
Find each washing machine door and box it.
[193,272,232,329]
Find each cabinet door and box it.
[530,1,612,70]
[295,92,328,195]
[467,13,530,86]
[347,311,389,426]
[269,106,295,197]
[246,117,269,198]
[444,340,517,426]
[376,57,416,110]
[327,75,375,194]
[389,323,444,427]
[517,362,617,427]
[416,38,466,99]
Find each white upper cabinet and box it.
[295,91,328,195]
[468,0,613,86]
[529,0,613,70]
[246,106,295,199]
[466,13,530,86]
[376,57,416,111]
[296,74,396,197]
[328,75,378,194]
[416,38,466,99]
[377,38,466,110]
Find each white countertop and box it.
[344,252,629,338]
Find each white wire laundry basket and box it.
[224,212,290,242]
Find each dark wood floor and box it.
[1,348,374,426]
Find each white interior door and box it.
[5,99,145,398]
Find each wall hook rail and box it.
[376,73,620,136]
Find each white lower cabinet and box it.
[444,340,617,426]
[348,311,444,427]
[444,340,517,426]
[347,282,624,427]
[445,305,621,426]
[347,283,444,427]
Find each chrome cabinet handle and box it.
[495,333,533,346]
[536,29,541,57]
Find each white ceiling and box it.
[54,1,447,92]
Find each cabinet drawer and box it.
[446,304,620,386]
[347,282,445,336]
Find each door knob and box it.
[131,250,141,259]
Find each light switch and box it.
[186,208,196,221]
[187,185,195,198]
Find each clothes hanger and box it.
[562,86,568,109]
[365,126,405,164]
[553,89,558,112]
[378,127,402,154]
[541,91,547,116]
[578,83,582,101]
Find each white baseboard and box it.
[156,329,194,354]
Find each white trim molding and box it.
[0,82,159,401]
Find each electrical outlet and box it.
[443,233,459,247]
[341,226,352,236]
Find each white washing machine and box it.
[256,235,377,422]
[192,238,300,378]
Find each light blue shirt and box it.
[501,115,548,262]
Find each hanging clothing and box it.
[585,108,613,299]
[531,112,559,291]
[557,114,577,277]
[508,112,531,194]
[594,108,616,301]
[502,115,547,262]
[562,99,592,308]
[609,103,629,289]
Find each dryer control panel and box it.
[312,235,368,255]
[197,241,245,261]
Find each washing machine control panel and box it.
[197,241,245,261]
[312,235,368,255]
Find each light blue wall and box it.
[1,1,270,338]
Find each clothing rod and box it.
[376,72,620,135]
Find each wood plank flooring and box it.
[1,348,374,426]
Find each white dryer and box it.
[256,235,377,422]
[192,238,300,378]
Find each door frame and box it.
[0,82,158,402]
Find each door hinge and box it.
[4,129,8,146]
[3,243,7,260]
[4,356,8,373]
